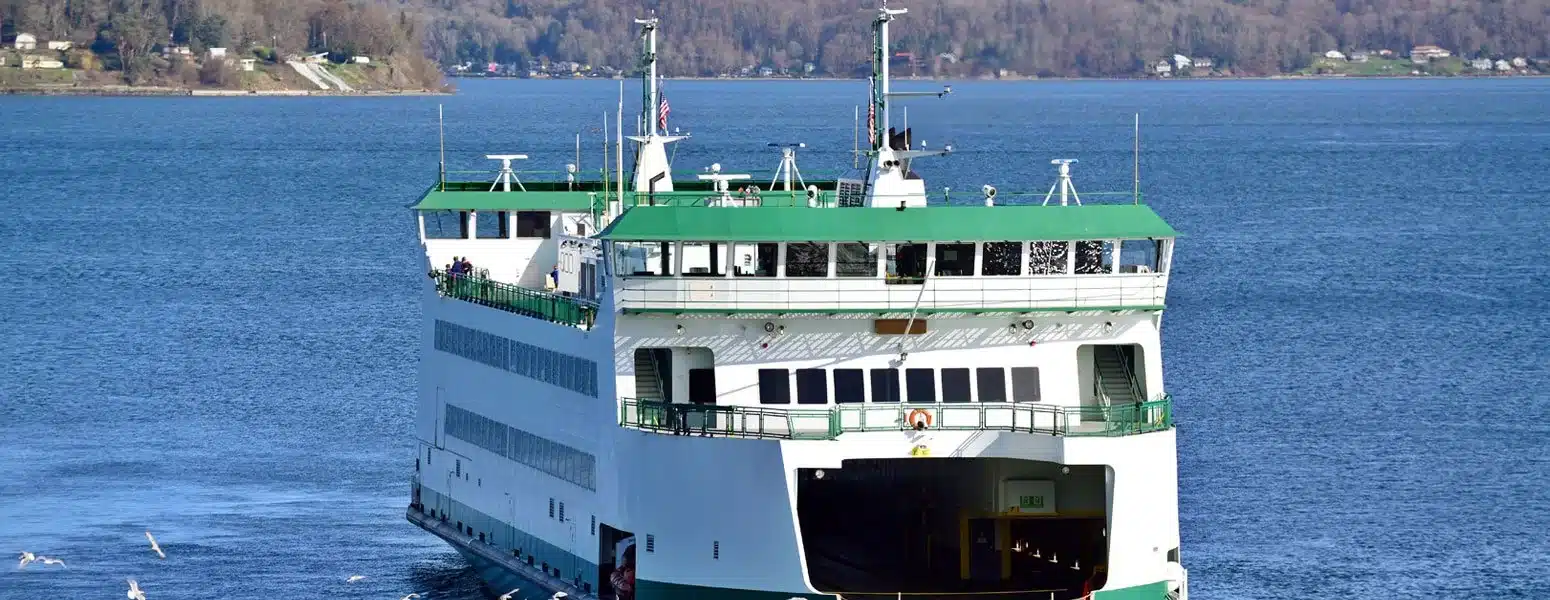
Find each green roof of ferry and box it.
[412,190,596,212]
[597,204,1179,242]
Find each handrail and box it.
[616,273,1167,313]
[430,270,598,329]
[618,397,1173,441]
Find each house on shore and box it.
[14,33,37,50]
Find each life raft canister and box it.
[907,408,933,428]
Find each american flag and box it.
[867,77,877,147]
[657,92,670,131]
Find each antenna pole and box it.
[1133,112,1141,205]
[617,81,625,211]
[602,112,610,220]
[437,104,446,191]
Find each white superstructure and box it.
[405,5,1187,600]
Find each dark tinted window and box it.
[758,369,790,404]
[982,242,1021,276]
[516,211,552,238]
[941,368,971,403]
[834,369,865,403]
[870,369,900,403]
[905,369,935,403]
[977,368,1007,402]
[786,243,829,277]
[1010,367,1041,402]
[796,369,828,405]
[934,243,975,276]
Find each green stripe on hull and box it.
[638,579,833,600]
[1094,580,1171,599]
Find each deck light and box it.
[1104,321,1114,333]
[675,324,684,335]
[814,470,825,479]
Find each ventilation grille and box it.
[713,541,720,560]
[590,516,596,535]
[558,502,566,522]
[645,534,655,553]
[548,498,555,518]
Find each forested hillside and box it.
[3,0,1547,79]
[0,0,441,87]
[422,0,1550,76]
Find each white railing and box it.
[616,273,1168,312]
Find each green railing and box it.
[620,398,838,440]
[625,189,839,208]
[618,396,1173,441]
[430,270,598,329]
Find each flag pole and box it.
[1133,112,1140,205]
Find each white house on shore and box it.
[14,33,37,50]
[47,40,71,50]
[1324,50,1346,61]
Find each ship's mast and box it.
[638,15,660,137]
[860,0,951,208]
[627,13,686,194]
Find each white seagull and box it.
[400,594,421,600]
[346,575,367,583]
[127,578,147,600]
[39,556,66,567]
[18,551,36,569]
[498,589,520,600]
[144,531,166,559]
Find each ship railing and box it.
[617,273,1166,313]
[619,398,837,440]
[617,396,1173,440]
[626,189,839,208]
[430,270,599,329]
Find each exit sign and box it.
[1002,480,1057,514]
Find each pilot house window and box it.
[786,243,829,277]
[982,242,1022,276]
[836,243,879,277]
[934,244,975,276]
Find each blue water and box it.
[2,78,1548,600]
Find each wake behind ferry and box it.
[405,4,1187,600]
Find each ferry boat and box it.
[405,4,1187,600]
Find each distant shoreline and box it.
[0,86,451,97]
[464,73,1547,83]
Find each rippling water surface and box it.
[2,78,1548,600]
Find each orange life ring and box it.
[907,409,933,428]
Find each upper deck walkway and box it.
[618,396,1173,441]
[431,270,599,329]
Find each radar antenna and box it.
[768,143,807,193]
[695,163,753,207]
[1041,159,1082,206]
[486,154,529,192]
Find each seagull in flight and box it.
[127,578,147,600]
[498,589,520,600]
[18,551,36,569]
[346,575,367,583]
[144,531,166,559]
[39,556,66,567]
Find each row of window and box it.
[434,319,599,397]
[756,367,1042,405]
[424,210,554,240]
[615,240,1161,278]
[444,404,598,490]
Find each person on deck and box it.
[610,545,636,600]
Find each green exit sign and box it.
[1019,495,1045,509]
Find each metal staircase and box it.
[633,349,668,402]
[1093,345,1140,407]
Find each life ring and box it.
[907,409,933,429]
